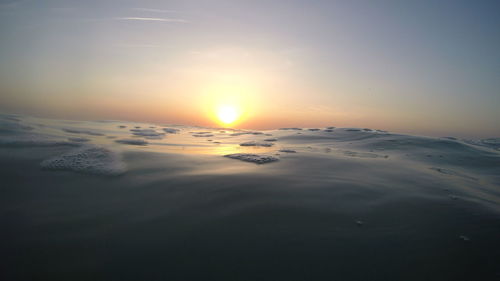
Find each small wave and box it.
[0,135,79,147]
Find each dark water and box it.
[1,115,500,281]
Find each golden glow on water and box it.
[30,117,277,158]
[147,142,275,156]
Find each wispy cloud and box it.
[113,43,160,48]
[114,17,188,23]
[132,8,184,14]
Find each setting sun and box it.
[216,105,239,125]
[1,1,499,280]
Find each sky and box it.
[0,0,499,138]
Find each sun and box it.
[216,105,239,125]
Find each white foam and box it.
[459,235,470,241]
[240,141,274,147]
[430,167,477,180]
[471,138,500,150]
[163,128,180,134]
[115,139,148,145]
[224,153,279,164]
[229,131,263,136]
[481,138,500,144]
[41,145,125,176]
[62,128,104,136]
[130,129,165,139]
[279,127,302,131]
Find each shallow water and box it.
[1,114,500,281]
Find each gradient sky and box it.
[0,0,499,137]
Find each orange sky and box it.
[1,1,499,138]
